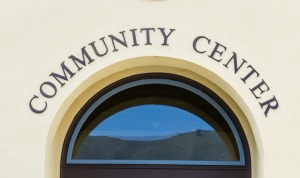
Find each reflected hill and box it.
[111,134,177,141]
[75,131,233,161]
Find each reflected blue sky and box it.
[90,104,213,137]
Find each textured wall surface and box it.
[0,1,299,178]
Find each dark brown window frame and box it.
[61,73,251,178]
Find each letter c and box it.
[29,95,47,114]
[193,36,211,54]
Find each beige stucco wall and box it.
[1,1,300,178]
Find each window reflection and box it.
[90,104,214,140]
[73,104,238,162]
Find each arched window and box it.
[61,73,251,178]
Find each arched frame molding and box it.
[46,56,262,178]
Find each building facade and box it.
[1,1,300,178]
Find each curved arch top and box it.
[63,73,249,166]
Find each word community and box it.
[29,27,278,117]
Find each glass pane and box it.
[73,104,238,162]
[69,82,244,165]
